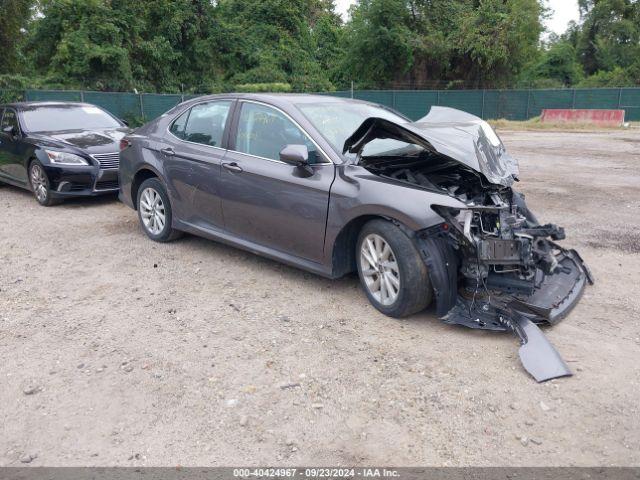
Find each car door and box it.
[0,108,27,184]
[160,100,233,229]
[220,101,335,263]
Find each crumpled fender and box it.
[414,230,459,317]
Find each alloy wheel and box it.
[30,164,48,203]
[359,233,401,306]
[139,187,166,235]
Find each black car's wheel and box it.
[356,219,433,318]
[29,160,61,206]
[136,178,182,242]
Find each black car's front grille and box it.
[94,180,119,191]
[92,152,120,170]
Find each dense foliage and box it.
[1,0,638,93]
[521,0,640,87]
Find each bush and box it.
[576,67,637,88]
[234,83,293,93]
[0,74,32,90]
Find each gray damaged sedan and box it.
[119,94,593,381]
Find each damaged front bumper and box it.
[417,221,594,382]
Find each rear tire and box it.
[356,219,433,318]
[136,178,182,242]
[29,160,61,206]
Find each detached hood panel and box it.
[343,106,519,187]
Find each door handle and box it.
[222,162,243,173]
[160,147,175,156]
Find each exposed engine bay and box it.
[343,108,594,382]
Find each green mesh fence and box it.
[25,89,82,102]
[141,94,184,121]
[620,88,640,121]
[349,88,640,121]
[83,91,141,121]
[4,87,639,123]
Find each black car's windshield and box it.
[21,105,121,132]
[296,101,417,160]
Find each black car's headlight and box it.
[45,150,90,166]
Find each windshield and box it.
[21,105,122,132]
[296,101,412,160]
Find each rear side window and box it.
[169,110,189,139]
[177,101,232,147]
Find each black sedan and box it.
[0,102,130,206]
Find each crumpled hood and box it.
[343,106,519,187]
[29,128,128,154]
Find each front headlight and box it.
[45,150,89,166]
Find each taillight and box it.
[120,139,130,151]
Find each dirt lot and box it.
[1,130,639,467]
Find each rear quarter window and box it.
[169,110,189,139]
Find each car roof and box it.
[0,101,96,110]
[199,92,365,105]
[163,92,382,117]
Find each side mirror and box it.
[120,118,129,127]
[279,144,309,166]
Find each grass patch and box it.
[488,116,636,131]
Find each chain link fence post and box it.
[617,88,622,109]
[139,93,145,121]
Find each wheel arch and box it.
[27,154,47,186]
[131,167,161,210]
[330,214,415,278]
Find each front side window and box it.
[1,109,20,134]
[181,101,232,147]
[235,102,320,163]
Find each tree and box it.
[528,39,584,87]
[214,0,337,91]
[0,0,33,74]
[452,0,544,88]
[26,0,135,90]
[577,0,640,76]
[341,0,544,89]
[5,0,639,92]
[340,0,417,86]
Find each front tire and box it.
[356,219,433,318]
[29,160,61,206]
[136,178,182,242]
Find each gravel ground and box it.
[0,130,639,467]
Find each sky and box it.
[333,0,581,36]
